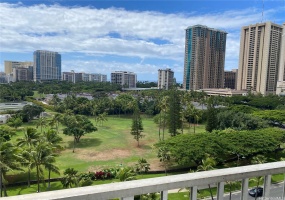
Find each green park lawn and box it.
[7,115,206,184]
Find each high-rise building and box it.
[158,68,174,90]
[34,50,61,81]
[183,25,227,90]
[276,23,285,96]
[237,22,284,95]
[4,61,33,75]
[224,69,238,89]
[111,71,137,88]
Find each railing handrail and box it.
[4,161,285,200]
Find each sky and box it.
[0,0,284,82]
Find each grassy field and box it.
[7,114,206,183]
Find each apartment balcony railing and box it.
[4,161,285,200]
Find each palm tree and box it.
[36,117,47,134]
[157,146,171,175]
[135,158,150,177]
[43,129,62,188]
[116,167,136,182]
[197,155,217,200]
[30,140,59,192]
[17,127,41,187]
[61,168,79,188]
[0,142,22,197]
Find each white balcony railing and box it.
[4,161,285,200]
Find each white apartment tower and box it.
[111,71,137,88]
[158,68,174,90]
[237,22,284,95]
[34,50,61,81]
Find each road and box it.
[221,183,284,200]
[171,183,284,199]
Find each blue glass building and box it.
[183,25,227,90]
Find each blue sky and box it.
[0,0,284,82]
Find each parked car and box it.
[248,187,263,197]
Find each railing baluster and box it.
[263,175,271,197]
[121,197,134,200]
[190,186,197,200]
[217,182,224,200]
[160,190,168,200]
[282,174,285,199]
[240,178,248,200]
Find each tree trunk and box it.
[229,183,232,200]
[0,169,2,197]
[73,138,76,153]
[48,168,51,188]
[158,113,161,141]
[208,184,214,200]
[37,165,40,192]
[3,178,7,197]
[28,168,31,187]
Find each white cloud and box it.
[0,3,283,80]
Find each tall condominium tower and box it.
[237,22,283,95]
[111,71,137,88]
[158,68,174,90]
[33,50,61,81]
[276,23,285,96]
[183,25,227,90]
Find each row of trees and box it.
[155,128,285,168]
[0,126,62,196]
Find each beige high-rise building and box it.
[276,23,285,96]
[237,21,284,95]
[4,61,33,74]
[158,68,174,90]
[183,25,227,90]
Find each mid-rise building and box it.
[224,69,238,89]
[183,25,227,90]
[4,61,33,75]
[62,71,107,83]
[12,66,33,82]
[158,68,174,90]
[0,72,7,83]
[111,71,137,88]
[34,50,61,81]
[237,22,284,95]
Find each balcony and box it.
[4,161,285,200]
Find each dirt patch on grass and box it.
[75,149,132,161]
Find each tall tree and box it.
[36,117,47,134]
[43,129,62,188]
[0,142,22,197]
[167,88,182,137]
[130,105,144,147]
[30,140,59,193]
[205,97,217,132]
[17,127,41,187]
